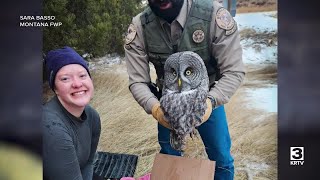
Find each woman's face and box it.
[54,64,93,110]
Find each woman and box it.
[43,46,101,180]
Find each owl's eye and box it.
[185,69,193,76]
[171,68,177,76]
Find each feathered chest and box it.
[160,89,208,151]
[161,89,208,133]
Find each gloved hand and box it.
[151,103,172,129]
[201,98,213,124]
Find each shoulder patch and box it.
[125,24,137,45]
[226,23,237,36]
[215,8,235,31]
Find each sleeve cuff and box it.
[208,95,217,109]
[145,97,159,114]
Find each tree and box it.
[43,0,143,57]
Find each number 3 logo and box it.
[291,147,304,160]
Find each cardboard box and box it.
[151,153,215,180]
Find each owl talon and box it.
[189,129,198,140]
[189,132,194,139]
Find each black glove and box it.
[148,82,162,99]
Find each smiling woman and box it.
[43,46,101,180]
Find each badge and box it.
[192,29,205,43]
[226,23,237,36]
[215,8,235,31]
[125,24,137,45]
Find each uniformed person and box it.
[124,0,245,179]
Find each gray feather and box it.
[160,51,209,152]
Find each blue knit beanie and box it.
[45,46,90,90]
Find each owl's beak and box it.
[178,78,182,92]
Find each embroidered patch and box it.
[215,8,235,31]
[125,24,137,45]
[192,29,205,43]
[226,23,237,36]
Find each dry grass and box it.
[240,28,278,47]
[243,64,277,88]
[43,62,277,179]
[237,0,277,13]
[226,89,277,180]
[89,64,161,176]
[240,29,277,42]
[237,4,277,13]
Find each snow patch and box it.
[238,11,278,114]
[247,161,270,171]
[241,41,277,64]
[235,11,277,32]
[245,85,277,113]
[89,54,122,70]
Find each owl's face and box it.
[163,51,209,93]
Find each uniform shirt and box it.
[43,96,101,180]
[125,0,245,114]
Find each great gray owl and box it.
[160,51,209,152]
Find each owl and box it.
[160,51,209,152]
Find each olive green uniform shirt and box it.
[125,0,245,114]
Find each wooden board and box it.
[151,153,215,180]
